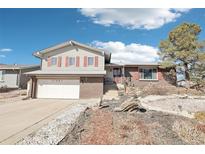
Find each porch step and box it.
[104,84,118,90]
[103,84,119,100]
[104,81,114,85]
[104,90,118,95]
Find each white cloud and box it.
[91,41,159,64]
[0,48,13,52]
[80,8,190,30]
[0,55,6,58]
[173,8,190,13]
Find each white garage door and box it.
[37,79,80,99]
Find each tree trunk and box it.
[184,63,190,81]
[184,63,190,88]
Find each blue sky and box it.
[0,8,205,64]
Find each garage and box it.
[36,79,80,99]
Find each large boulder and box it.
[114,97,142,112]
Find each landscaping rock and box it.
[139,95,205,119]
[114,97,142,112]
[16,101,99,145]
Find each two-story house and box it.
[27,40,111,99]
[27,40,170,99]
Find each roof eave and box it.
[34,40,107,57]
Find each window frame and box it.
[113,68,122,77]
[139,67,158,80]
[69,57,76,66]
[51,57,57,66]
[88,57,94,66]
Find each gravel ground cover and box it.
[140,95,205,118]
[17,101,99,145]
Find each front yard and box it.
[60,85,205,145]
[1,85,205,145]
[60,98,205,145]
[0,89,27,104]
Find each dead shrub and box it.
[196,124,205,133]
[194,112,205,123]
[120,124,131,131]
[141,84,168,96]
[138,82,204,97]
[120,133,128,139]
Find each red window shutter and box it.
[47,58,51,67]
[65,56,69,67]
[76,56,80,67]
[94,56,98,67]
[84,56,87,67]
[58,56,62,67]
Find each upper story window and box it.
[139,68,157,80]
[51,57,57,66]
[88,57,94,66]
[69,57,75,66]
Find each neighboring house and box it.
[27,40,168,99]
[176,66,186,87]
[26,40,111,99]
[0,64,40,89]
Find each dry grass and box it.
[172,119,205,144]
[196,124,205,133]
[137,83,204,97]
[120,133,129,139]
[120,124,132,131]
[194,112,205,123]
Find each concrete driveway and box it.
[0,99,75,144]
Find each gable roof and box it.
[33,40,111,63]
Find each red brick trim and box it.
[157,68,163,80]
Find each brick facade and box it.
[80,77,104,99]
[111,66,168,86]
[158,68,164,80]
[125,67,139,80]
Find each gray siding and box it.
[0,70,19,88]
[0,66,40,89]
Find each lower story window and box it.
[113,68,121,77]
[139,68,157,80]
